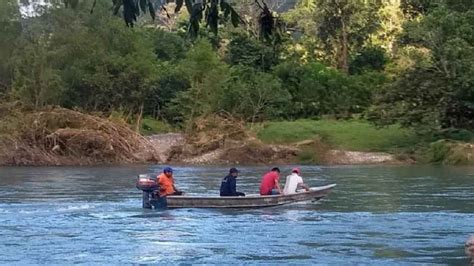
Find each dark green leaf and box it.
[174,0,193,13]
[90,0,97,14]
[64,0,79,9]
[175,0,184,13]
[220,1,231,20]
[140,0,147,13]
[206,0,219,35]
[113,1,123,15]
[185,0,193,14]
[148,0,155,20]
[188,3,204,38]
[123,0,138,27]
[135,0,140,16]
[221,1,242,27]
[230,8,241,27]
[258,2,274,42]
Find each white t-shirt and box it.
[283,173,304,194]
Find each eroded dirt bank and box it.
[147,116,403,166]
[0,106,406,166]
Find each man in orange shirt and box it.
[157,167,184,197]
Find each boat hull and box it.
[151,184,336,209]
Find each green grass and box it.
[425,140,474,165]
[254,119,422,152]
[140,117,175,135]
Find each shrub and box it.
[274,61,377,119]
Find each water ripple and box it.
[0,165,473,264]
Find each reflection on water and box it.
[0,165,473,264]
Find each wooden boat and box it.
[161,184,336,209]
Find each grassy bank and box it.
[131,117,474,165]
[254,119,421,153]
[252,119,474,165]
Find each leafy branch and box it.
[64,0,281,39]
[111,0,156,27]
[174,0,243,38]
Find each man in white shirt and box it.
[283,168,310,194]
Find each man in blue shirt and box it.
[220,168,245,196]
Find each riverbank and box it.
[253,120,474,165]
[0,105,160,166]
[147,119,473,165]
[138,117,411,165]
[146,133,404,165]
[0,106,472,166]
[253,119,418,164]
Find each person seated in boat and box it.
[220,167,245,197]
[157,167,184,197]
[260,167,283,195]
[283,167,310,195]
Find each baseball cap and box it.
[292,167,301,175]
[229,167,239,173]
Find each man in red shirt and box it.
[259,167,283,195]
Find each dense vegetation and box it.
[0,0,473,145]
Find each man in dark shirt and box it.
[220,168,245,197]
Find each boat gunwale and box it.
[166,184,337,201]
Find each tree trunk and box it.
[340,17,349,73]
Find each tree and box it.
[368,68,448,131]
[9,2,160,114]
[274,60,377,118]
[400,0,435,18]
[170,39,230,126]
[371,1,405,55]
[313,0,382,73]
[226,31,280,71]
[145,63,190,121]
[400,0,474,18]
[285,0,383,72]
[0,0,22,95]
[349,46,388,74]
[370,5,474,131]
[219,66,290,122]
[11,37,64,109]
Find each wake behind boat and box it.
[136,174,335,209]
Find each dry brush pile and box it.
[169,114,298,164]
[0,103,159,166]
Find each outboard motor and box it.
[136,174,159,209]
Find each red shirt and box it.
[260,171,279,195]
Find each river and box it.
[0,165,473,264]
